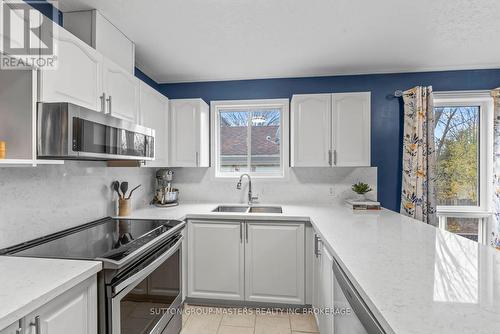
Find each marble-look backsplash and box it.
[0,164,376,249]
[0,162,155,249]
[170,167,377,205]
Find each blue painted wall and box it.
[159,69,500,212]
[135,68,162,92]
[23,0,63,26]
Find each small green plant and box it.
[352,182,372,195]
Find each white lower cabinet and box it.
[187,220,306,305]
[24,276,97,334]
[245,222,305,304]
[0,321,22,334]
[187,221,245,300]
[313,233,334,333]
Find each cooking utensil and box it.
[120,182,129,199]
[127,184,141,199]
[112,181,122,199]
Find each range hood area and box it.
[37,102,155,161]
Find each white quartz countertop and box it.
[120,202,500,334]
[0,257,101,330]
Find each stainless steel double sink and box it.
[212,205,283,214]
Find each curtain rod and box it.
[393,90,404,97]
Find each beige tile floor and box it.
[181,305,319,334]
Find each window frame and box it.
[210,99,290,179]
[433,90,494,244]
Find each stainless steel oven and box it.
[37,102,155,161]
[107,233,183,334]
[0,218,184,334]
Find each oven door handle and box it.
[113,235,184,295]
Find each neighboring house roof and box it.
[221,126,279,155]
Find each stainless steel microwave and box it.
[37,102,155,161]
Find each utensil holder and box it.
[118,199,131,216]
[0,141,5,159]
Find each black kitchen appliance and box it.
[0,217,184,334]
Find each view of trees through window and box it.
[218,108,281,174]
[445,217,480,242]
[434,106,480,206]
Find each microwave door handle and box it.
[113,235,184,296]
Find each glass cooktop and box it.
[0,218,182,262]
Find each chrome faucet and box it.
[236,173,258,205]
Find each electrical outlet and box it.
[329,186,335,196]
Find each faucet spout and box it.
[236,174,257,205]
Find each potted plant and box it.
[351,182,372,201]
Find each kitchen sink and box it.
[211,205,283,214]
[248,206,283,214]
[212,205,249,212]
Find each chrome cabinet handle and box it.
[30,316,40,334]
[100,93,106,113]
[245,223,249,243]
[314,234,322,257]
[195,152,199,167]
[328,150,332,166]
[333,150,337,165]
[106,95,112,114]
[240,222,243,243]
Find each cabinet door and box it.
[245,222,305,304]
[170,99,209,167]
[312,234,321,311]
[0,320,22,334]
[25,276,97,334]
[291,94,332,167]
[319,243,335,334]
[187,221,244,300]
[331,92,371,166]
[39,26,103,111]
[102,58,139,122]
[140,82,169,166]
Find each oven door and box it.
[109,235,183,334]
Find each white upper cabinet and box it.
[332,92,371,166]
[291,94,332,167]
[140,82,169,166]
[245,222,305,304]
[39,26,103,112]
[187,221,245,300]
[102,58,139,122]
[63,10,135,74]
[291,92,371,167]
[169,99,209,167]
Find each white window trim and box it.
[434,90,494,243]
[210,99,290,179]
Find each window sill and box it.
[436,209,493,218]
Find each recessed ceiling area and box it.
[57,0,500,83]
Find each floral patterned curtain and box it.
[400,86,437,225]
[491,88,500,249]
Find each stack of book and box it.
[345,199,381,210]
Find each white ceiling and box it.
[57,0,500,83]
